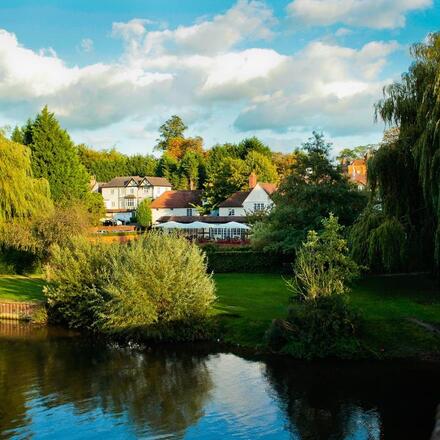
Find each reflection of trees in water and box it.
[0,323,212,438]
[264,358,440,440]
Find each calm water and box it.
[0,321,438,439]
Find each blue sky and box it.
[0,0,439,155]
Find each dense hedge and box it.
[0,248,39,274]
[204,249,292,273]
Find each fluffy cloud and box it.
[234,41,399,135]
[287,0,432,29]
[0,0,401,145]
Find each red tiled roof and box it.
[259,182,277,195]
[150,190,203,208]
[157,216,248,224]
[351,159,366,166]
[218,191,250,208]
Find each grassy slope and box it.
[213,273,440,357]
[0,275,45,302]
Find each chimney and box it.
[249,172,257,189]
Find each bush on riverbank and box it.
[266,215,362,358]
[45,232,216,338]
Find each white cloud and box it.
[287,0,432,29]
[0,0,400,149]
[80,38,94,53]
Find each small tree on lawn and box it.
[287,214,360,300]
[135,199,152,228]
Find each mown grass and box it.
[213,273,440,357]
[1,272,439,358]
[0,275,45,302]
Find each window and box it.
[228,209,235,216]
[111,189,115,195]
[186,208,193,216]
[111,201,115,207]
[130,188,135,194]
[127,199,135,208]
[254,203,265,211]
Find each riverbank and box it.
[1,273,439,359]
[214,273,440,359]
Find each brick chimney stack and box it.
[249,172,257,189]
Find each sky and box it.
[0,0,439,155]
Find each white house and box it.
[218,176,276,217]
[150,190,203,223]
[99,176,172,222]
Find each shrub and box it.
[134,198,152,228]
[45,232,216,338]
[266,214,362,359]
[286,214,361,300]
[265,295,361,359]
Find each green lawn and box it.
[0,275,45,302]
[1,272,439,358]
[213,273,440,357]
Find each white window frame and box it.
[228,208,235,216]
[254,203,265,212]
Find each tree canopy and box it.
[252,132,367,253]
[351,33,440,274]
[19,106,90,203]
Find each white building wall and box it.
[218,185,274,217]
[102,185,171,210]
[242,185,274,212]
[218,207,246,216]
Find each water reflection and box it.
[0,321,438,439]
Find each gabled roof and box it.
[218,183,277,208]
[218,191,250,208]
[150,190,203,209]
[100,176,171,188]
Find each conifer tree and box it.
[22,106,90,202]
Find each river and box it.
[0,321,438,439]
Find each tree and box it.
[166,136,204,160]
[352,33,440,274]
[203,157,249,209]
[78,145,128,182]
[237,136,272,159]
[126,154,158,177]
[244,150,279,184]
[0,135,52,223]
[134,199,152,228]
[155,115,187,151]
[251,132,367,253]
[22,106,90,202]
[287,215,360,300]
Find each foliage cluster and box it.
[134,198,152,228]
[352,33,440,274]
[251,132,367,254]
[266,215,362,359]
[45,233,216,338]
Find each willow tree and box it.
[351,34,440,274]
[0,135,53,253]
